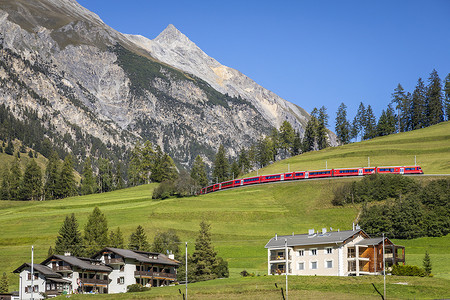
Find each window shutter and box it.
[117,278,120,284]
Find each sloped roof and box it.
[96,247,179,266]
[13,263,61,278]
[265,229,368,249]
[356,237,396,246]
[41,255,112,272]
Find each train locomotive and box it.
[200,165,423,194]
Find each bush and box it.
[127,284,151,293]
[391,265,426,277]
[152,180,175,199]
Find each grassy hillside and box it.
[0,140,48,175]
[248,121,450,176]
[0,123,449,298]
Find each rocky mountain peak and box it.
[154,24,193,47]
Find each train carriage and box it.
[260,174,283,183]
[307,169,333,179]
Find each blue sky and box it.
[78,0,450,129]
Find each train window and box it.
[295,173,304,176]
[235,180,240,184]
[285,174,292,177]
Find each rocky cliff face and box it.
[0,0,331,168]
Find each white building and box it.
[265,227,405,276]
[13,249,179,299]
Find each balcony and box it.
[105,257,124,264]
[81,278,109,285]
[270,255,292,261]
[134,270,176,279]
[52,266,72,271]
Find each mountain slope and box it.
[0,0,318,168]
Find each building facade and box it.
[14,248,179,299]
[265,227,404,276]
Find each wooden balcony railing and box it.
[270,255,291,261]
[52,266,72,271]
[81,278,109,285]
[105,257,124,264]
[134,270,176,279]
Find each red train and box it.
[200,165,423,195]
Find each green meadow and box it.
[0,122,449,298]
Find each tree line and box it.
[335,70,450,144]
[53,208,228,282]
[332,174,449,239]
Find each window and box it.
[298,262,304,270]
[310,249,317,256]
[117,277,124,284]
[326,247,333,254]
[297,250,304,257]
[326,260,333,268]
[311,261,318,269]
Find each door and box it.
[400,168,404,175]
[358,169,363,176]
[305,172,309,179]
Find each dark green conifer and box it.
[411,78,427,130]
[0,168,10,200]
[317,106,329,150]
[84,207,109,256]
[81,157,98,195]
[335,102,350,144]
[109,227,124,248]
[98,158,113,193]
[423,251,432,276]
[44,151,60,200]
[192,221,219,281]
[0,272,8,293]
[212,144,229,182]
[191,155,208,187]
[426,69,444,125]
[54,214,83,256]
[279,121,295,157]
[237,148,251,174]
[4,140,13,155]
[56,154,77,198]
[152,229,180,257]
[391,84,407,132]
[20,159,42,200]
[9,158,22,200]
[115,163,125,190]
[363,105,377,140]
[443,73,450,121]
[129,225,150,251]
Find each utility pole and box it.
[326,161,327,169]
[185,242,188,300]
[285,238,288,300]
[288,163,290,173]
[383,233,386,300]
[368,157,370,167]
[31,245,34,300]
[415,156,416,166]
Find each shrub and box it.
[391,265,426,277]
[127,284,151,293]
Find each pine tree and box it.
[20,159,42,200]
[4,140,13,155]
[109,227,124,248]
[423,250,432,276]
[44,151,60,200]
[317,106,329,150]
[48,246,54,258]
[335,102,350,144]
[115,163,125,190]
[191,155,208,187]
[129,225,150,251]
[230,161,240,179]
[279,121,295,157]
[256,136,274,168]
[391,84,407,132]
[355,102,367,140]
[269,128,281,161]
[56,155,77,199]
[411,78,427,130]
[0,167,10,200]
[81,157,97,195]
[0,272,8,293]
[159,153,178,182]
[350,116,359,141]
[291,131,302,156]
[443,73,450,121]
[141,141,156,184]
[98,158,113,193]
[363,105,377,140]
[191,221,219,281]
[54,214,84,256]
[426,69,444,126]
[128,141,143,186]
[302,116,317,152]
[385,104,397,134]
[237,148,251,174]
[212,144,229,183]
[84,207,109,256]
[152,229,180,257]
[9,158,22,200]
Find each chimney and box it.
[330,227,333,232]
[322,228,327,234]
[64,252,71,256]
[356,224,361,230]
[308,229,315,236]
[352,223,355,231]
[275,233,278,240]
[168,254,175,260]
[292,232,294,236]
